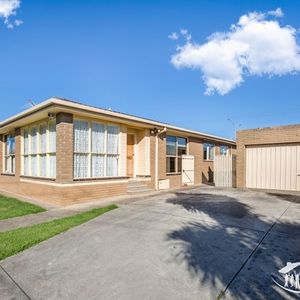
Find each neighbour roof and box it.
[0,97,235,145]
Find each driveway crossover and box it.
[1,187,300,300]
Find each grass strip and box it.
[0,204,117,260]
[0,195,46,220]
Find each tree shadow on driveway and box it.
[166,192,300,300]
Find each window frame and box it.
[3,134,16,175]
[203,142,215,161]
[166,135,188,174]
[73,118,120,179]
[21,119,56,179]
[220,145,229,156]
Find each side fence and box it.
[214,155,236,187]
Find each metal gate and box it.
[214,155,236,187]
[182,155,194,185]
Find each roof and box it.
[0,97,236,145]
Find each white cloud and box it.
[0,0,22,28]
[168,32,178,40]
[171,8,300,95]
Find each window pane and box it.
[204,143,214,160]
[107,126,119,154]
[178,138,187,156]
[178,157,182,172]
[49,154,56,178]
[92,154,105,177]
[203,146,207,160]
[31,155,37,176]
[39,124,47,154]
[49,121,56,153]
[166,136,176,156]
[23,156,29,176]
[31,127,37,154]
[220,145,229,156]
[209,145,215,160]
[91,123,105,153]
[166,157,176,173]
[74,154,89,178]
[23,129,29,154]
[40,154,47,177]
[106,155,118,176]
[5,156,11,173]
[74,120,89,153]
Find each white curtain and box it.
[39,124,47,153]
[107,126,119,154]
[31,155,37,176]
[31,127,37,154]
[23,129,29,154]
[40,155,47,177]
[23,156,29,176]
[91,123,105,153]
[91,154,105,177]
[73,122,119,178]
[74,120,89,153]
[74,154,88,178]
[49,154,56,178]
[106,155,118,177]
[48,121,56,153]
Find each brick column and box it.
[56,113,74,183]
[0,134,3,174]
[14,128,21,178]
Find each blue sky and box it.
[0,0,299,139]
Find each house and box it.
[0,97,235,205]
[237,124,300,191]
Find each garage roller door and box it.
[246,145,300,191]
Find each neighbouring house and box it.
[0,98,235,205]
[237,124,300,192]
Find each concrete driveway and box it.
[1,187,300,300]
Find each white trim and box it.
[20,178,130,187]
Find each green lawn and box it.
[0,195,46,220]
[0,204,118,260]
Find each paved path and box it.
[0,191,161,232]
[1,187,300,300]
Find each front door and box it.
[127,134,134,177]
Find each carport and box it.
[237,124,300,191]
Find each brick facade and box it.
[0,99,235,205]
[236,124,300,188]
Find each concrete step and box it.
[127,187,153,194]
[127,181,152,194]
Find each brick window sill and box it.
[20,175,56,182]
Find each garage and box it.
[237,124,300,192]
[246,145,300,191]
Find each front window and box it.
[4,135,15,174]
[220,145,229,156]
[203,142,215,161]
[22,120,56,178]
[73,120,119,178]
[166,135,187,173]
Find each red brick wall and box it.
[56,113,74,183]
[0,175,128,206]
[0,134,3,174]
